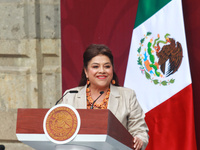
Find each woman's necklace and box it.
[86,87,110,109]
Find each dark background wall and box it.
[182,0,200,149]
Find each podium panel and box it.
[16,109,133,150]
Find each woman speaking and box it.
[62,44,149,150]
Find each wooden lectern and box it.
[16,109,133,150]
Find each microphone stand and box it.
[90,91,104,109]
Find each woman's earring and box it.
[87,79,90,85]
[112,79,116,85]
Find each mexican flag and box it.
[124,0,197,149]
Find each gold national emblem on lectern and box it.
[45,106,78,141]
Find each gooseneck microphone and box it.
[55,90,78,105]
[0,145,5,150]
[90,91,104,109]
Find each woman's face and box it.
[84,54,113,89]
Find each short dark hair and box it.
[79,44,119,86]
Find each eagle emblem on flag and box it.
[137,32,183,86]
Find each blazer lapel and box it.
[108,84,120,115]
[75,85,87,109]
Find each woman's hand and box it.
[133,137,143,150]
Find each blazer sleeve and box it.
[127,90,149,150]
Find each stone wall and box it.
[0,0,61,149]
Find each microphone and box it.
[55,90,78,105]
[90,91,104,109]
[0,145,5,150]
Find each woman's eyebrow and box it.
[91,62,111,65]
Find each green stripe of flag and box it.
[134,0,171,29]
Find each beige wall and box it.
[0,0,61,149]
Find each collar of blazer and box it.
[75,84,121,115]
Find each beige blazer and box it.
[62,84,149,149]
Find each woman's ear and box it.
[84,68,88,78]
